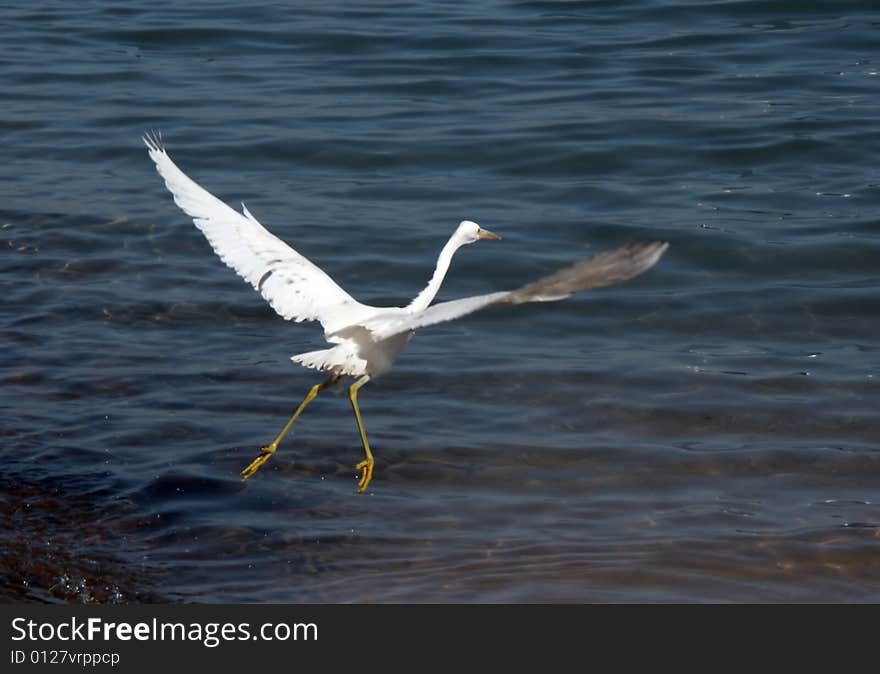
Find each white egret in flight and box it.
[144,132,668,493]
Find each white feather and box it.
[362,292,510,340]
[143,132,371,336]
[145,133,668,379]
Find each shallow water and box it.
[2,0,880,602]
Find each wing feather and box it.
[144,133,368,334]
[363,241,668,340]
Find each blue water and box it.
[2,0,879,602]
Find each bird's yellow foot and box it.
[355,457,374,494]
[241,443,277,480]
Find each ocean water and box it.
[2,0,879,603]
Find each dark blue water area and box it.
[2,1,880,602]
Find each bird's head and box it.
[457,220,502,245]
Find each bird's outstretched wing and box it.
[144,132,367,334]
[363,241,668,340]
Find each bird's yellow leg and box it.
[348,375,373,493]
[241,375,336,480]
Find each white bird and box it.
[144,132,668,493]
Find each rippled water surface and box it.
[3,1,880,603]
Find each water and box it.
[2,0,879,603]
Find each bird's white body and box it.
[291,221,512,376]
[144,132,668,491]
[293,324,412,378]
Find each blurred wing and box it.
[364,241,668,340]
[144,132,366,333]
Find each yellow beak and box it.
[478,228,502,240]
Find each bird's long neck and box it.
[407,234,463,313]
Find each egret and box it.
[144,132,668,493]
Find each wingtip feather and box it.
[143,129,165,154]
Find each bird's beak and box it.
[478,228,502,240]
